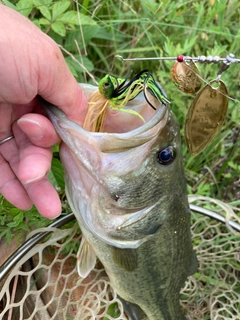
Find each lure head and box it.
[99,74,126,99]
[98,75,116,99]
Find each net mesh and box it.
[182,197,240,320]
[0,197,239,320]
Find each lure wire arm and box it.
[116,53,239,83]
[115,53,240,64]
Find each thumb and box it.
[0,5,88,124]
[37,41,88,125]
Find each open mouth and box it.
[44,83,169,156]
[79,83,161,134]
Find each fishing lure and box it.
[116,53,238,155]
[83,70,170,132]
[100,70,169,109]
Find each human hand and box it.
[0,5,88,218]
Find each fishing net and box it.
[0,196,239,320]
[183,196,240,320]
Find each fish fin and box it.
[189,251,198,276]
[111,247,138,271]
[77,237,96,278]
[118,296,147,320]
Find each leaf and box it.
[52,0,70,21]
[33,0,52,6]
[58,11,97,25]
[25,209,50,229]
[104,303,121,319]
[16,0,34,17]
[2,0,17,10]
[65,55,94,74]
[8,208,21,214]
[182,36,199,53]
[7,212,24,228]
[19,221,28,231]
[51,21,66,36]
[38,17,51,25]
[47,170,59,189]
[33,0,52,20]
[79,56,94,72]
[52,144,60,153]
[5,229,13,244]
[64,26,99,51]
[92,26,116,40]
[0,228,7,241]
[39,6,52,20]
[65,59,78,78]
[49,158,65,190]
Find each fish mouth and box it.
[45,84,169,248]
[47,83,169,151]
[79,83,160,134]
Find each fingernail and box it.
[23,171,46,184]
[48,211,62,220]
[17,118,45,140]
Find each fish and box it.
[45,83,198,320]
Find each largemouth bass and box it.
[45,84,197,320]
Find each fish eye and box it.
[157,146,175,165]
[104,82,110,88]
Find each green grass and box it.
[0,0,239,318]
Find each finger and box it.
[18,148,62,218]
[18,145,52,184]
[36,41,89,125]
[0,152,32,210]
[12,121,52,183]
[21,177,62,219]
[13,123,62,218]
[17,113,60,147]
[0,101,37,142]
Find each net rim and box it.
[0,203,239,283]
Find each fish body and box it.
[46,84,197,320]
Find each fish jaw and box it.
[46,87,170,249]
